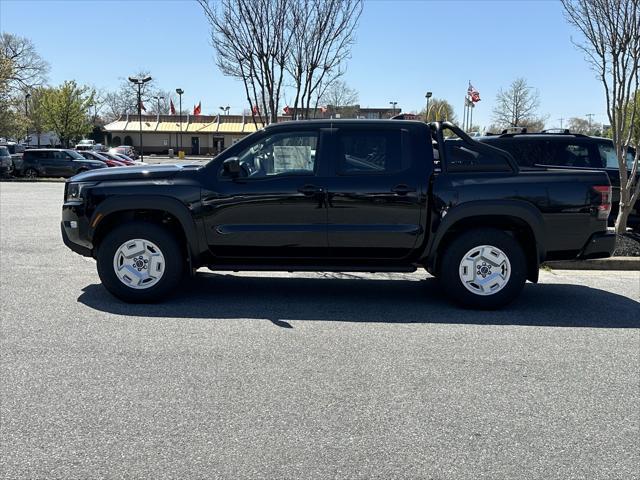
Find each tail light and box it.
[592,185,612,220]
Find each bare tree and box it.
[198,0,362,125]
[0,33,49,92]
[199,0,291,126]
[561,0,640,233]
[567,116,592,134]
[492,78,545,129]
[102,71,160,121]
[287,0,363,119]
[320,79,358,109]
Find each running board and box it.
[205,264,419,273]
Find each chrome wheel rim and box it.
[459,245,511,296]
[25,169,37,178]
[113,238,165,289]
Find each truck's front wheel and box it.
[97,222,185,303]
[439,228,526,309]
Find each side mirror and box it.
[222,157,241,177]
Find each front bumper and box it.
[61,202,93,257]
[578,231,616,259]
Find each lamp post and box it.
[25,93,31,146]
[153,95,165,114]
[219,105,230,116]
[425,91,432,122]
[389,101,398,117]
[176,88,184,152]
[128,75,152,161]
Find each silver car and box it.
[0,146,12,175]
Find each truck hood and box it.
[69,163,203,182]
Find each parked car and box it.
[77,150,126,167]
[19,149,106,178]
[113,153,135,163]
[109,146,138,159]
[100,151,137,166]
[75,139,96,151]
[61,120,615,308]
[475,130,639,230]
[0,146,12,175]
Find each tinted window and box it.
[486,139,543,167]
[337,129,408,174]
[24,151,46,160]
[0,147,9,156]
[542,142,600,168]
[598,142,635,170]
[235,131,318,177]
[445,141,512,172]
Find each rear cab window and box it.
[444,140,513,172]
[335,128,412,175]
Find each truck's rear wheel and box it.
[97,222,184,303]
[439,228,526,309]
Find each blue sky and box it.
[1,0,605,128]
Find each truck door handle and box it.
[391,184,415,195]
[298,184,323,195]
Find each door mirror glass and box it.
[222,157,241,177]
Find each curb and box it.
[543,257,640,271]
[0,177,65,183]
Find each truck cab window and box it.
[234,132,318,177]
[338,130,408,174]
[445,141,512,172]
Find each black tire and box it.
[438,228,527,309]
[24,167,38,179]
[96,222,185,303]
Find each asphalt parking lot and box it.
[1,182,639,479]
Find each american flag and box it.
[467,82,481,103]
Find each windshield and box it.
[0,146,9,156]
[67,150,85,159]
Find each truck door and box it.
[201,128,330,259]
[325,125,430,260]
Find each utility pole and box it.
[558,117,564,129]
[586,113,595,133]
[128,75,152,161]
[389,101,397,117]
[24,93,31,146]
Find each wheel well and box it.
[433,215,539,282]
[92,209,189,261]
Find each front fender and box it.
[89,195,207,260]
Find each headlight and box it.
[66,182,96,202]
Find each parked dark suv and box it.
[18,149,106,178]
[475,130,639,230]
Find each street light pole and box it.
[128,75,152,161]
[389,101,397,117]
[219,105,230,116]
[154,95,165,114]
[425,91,432,122]
[176,88,184,152]
[25,93,31,147]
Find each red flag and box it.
[320,106,327,113]
[193,101,201,116]
[252,105,260,116]
[170,99,176,115]
[283,105,292,115]
[139,100,146,112]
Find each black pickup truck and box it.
[61,120,615,308]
